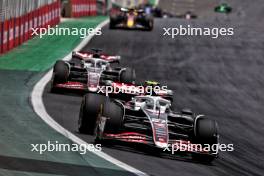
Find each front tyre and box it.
[109,17,116,29]
[144,16,153,31]
[147,20,154,31]
[192,117,219,163]
[102,100,123,133]
[120,68,136,84]
[51,61,69,92]
[53,60,69,84]
[78,93,106,134]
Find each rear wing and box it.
[72,51,121,63]
[120,7,144,13]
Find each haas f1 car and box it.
[110,7,154,31]
[78,94,219,162]
[51,49,173,100]
[51,49,136,93]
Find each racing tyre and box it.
[78,93,106,134]
[103,101,123,133]
[109,18,116,29]
[53,60,69,84]
[145,16,153,31]
[120,68,136,84]
[194,118,218,142]
[147,20,154,31]
[192,117,218,163]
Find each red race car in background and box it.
[109,7,154,31]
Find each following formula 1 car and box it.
[109,7,154,31]
[78,94,219,162]
[51,49,136,93]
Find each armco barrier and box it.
[8,18,14,51]
[0,22,2,54]
[51,3,56,26]
[91,0,97,16]
[33,9,38,30]
[0,0,61,54]
[2,20,8,53]
[25,14,29,42]
[41,6,45,28]
[14,17,20,47]
[19,16,24,45]
[28,11,33,40]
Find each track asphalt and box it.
[1,0,264,175]
[43,0,264,176]
[0,16,136,176]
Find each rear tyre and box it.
[109,18,116,29]
[144,16,153,31]
[51,61,69,92]
[120,68,136,84]
[195,118,218,142]
[147,20,153,31]
[103,100,123,133]
[192,117,218,163]
[53,60,69,84]
[78,93,106,134]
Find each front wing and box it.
[112,19,150,30]
[98,131,217,157]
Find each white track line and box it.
[31,19,148,176]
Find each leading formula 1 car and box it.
[78,94,219,162]
[109,7,154,31]
[51,49,136,93]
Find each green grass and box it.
[0,16,107,71]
